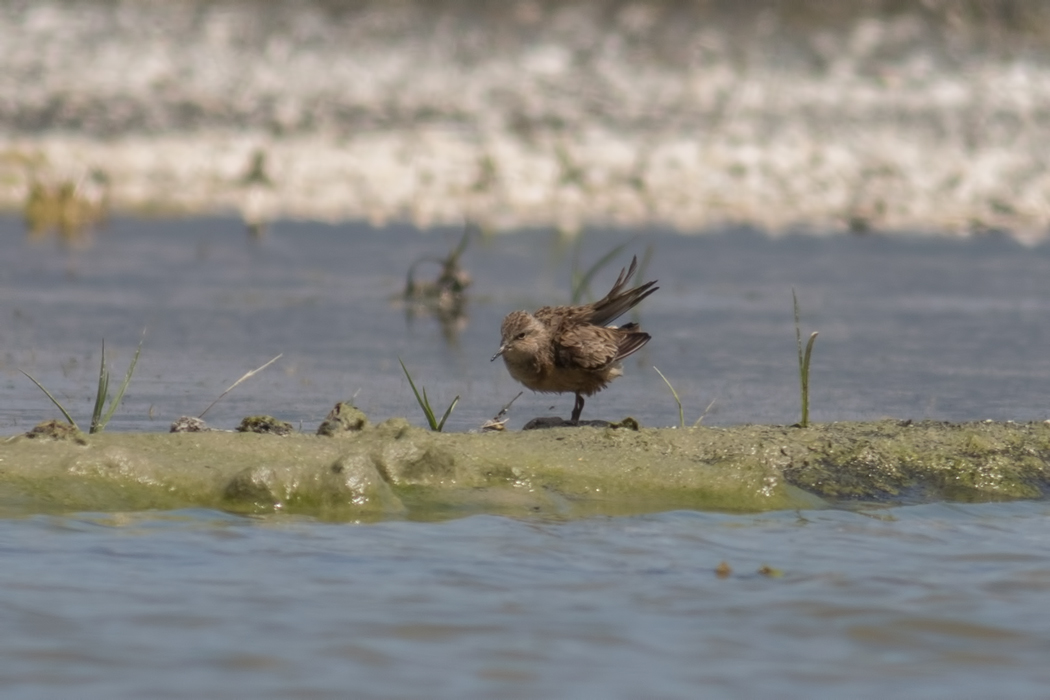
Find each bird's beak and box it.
[490,345,505,362]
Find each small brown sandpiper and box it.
[491,256,658,424]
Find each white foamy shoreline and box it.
[2,1,1050,241]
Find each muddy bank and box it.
[4,1,1050,238]
[2,418,1049,520]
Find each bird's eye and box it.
[515,332,526,340]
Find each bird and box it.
[491,256,658,424]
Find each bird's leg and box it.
[570,393,585,424]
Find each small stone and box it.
[170,416,210,433]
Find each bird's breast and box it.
[504,356,620,395]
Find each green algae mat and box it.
[3,415,1050,520]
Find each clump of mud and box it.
[316,402,369,436]
[23,419,86,444]
[237,416,294,436]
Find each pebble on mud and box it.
[170,416,210,433]
[24,419,86,443]
[316,402,369,436]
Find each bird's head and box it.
[491,310,546,362]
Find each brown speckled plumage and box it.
[491,256,658,423]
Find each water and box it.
[4,504,1050,698]
[2,217,1049,433]
[3,218,1050,697]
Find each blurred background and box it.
[3,0,1050,237]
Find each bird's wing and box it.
[588,257,659,326]
[613,330,651,362]
[554,325,631,370]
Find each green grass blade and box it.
[399,357,439,430]
[19,370,80,431]
[635,243,655,287]
[436,395,460,432]
[420,386,438,430]
[630,243,657,323]
[803,332,819,373]
[801,331,819,428]
[90,340,110,433]
[793,288,803,371]
[96,336,144,433]
[792,288,804,426]
[792,289,818,428]
[571,240,633,304]
[653,366,684,429]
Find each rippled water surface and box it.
[4,504,1050,699]
[3,217,1050,697]
[2,216,1049,432]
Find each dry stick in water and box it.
[653,366,685,429]
[198,353,283,419]
[694,398,717,427]
[654,366,717,428]
[481,391,523,431]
